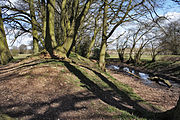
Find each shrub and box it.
[19,44,27,54]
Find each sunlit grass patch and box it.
[13,54,31,60]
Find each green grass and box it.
[67,54,156,119]
[144,61,173,69]
[13,54,31,60]
[108,52,180,61]
[2,52,159,119]
[0,114,17,120]
[103,106,147,120]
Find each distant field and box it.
[108,51,180,62]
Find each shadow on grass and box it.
[63,61,159,119]
[1,90,105,120]
[0,59,160,119]
[0,59,140,120]
[0,58,55,72]
[0,59,58,82]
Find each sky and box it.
[107,0,180,49]
[3,0,180,49]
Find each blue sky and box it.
[159,0,180,15]
[4,0,180,49]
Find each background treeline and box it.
[0,0,180,68]
[0,0,180,119]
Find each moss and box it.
[0,114,16,120]
[103,106,147,120]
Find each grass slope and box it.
[0,53,159,120]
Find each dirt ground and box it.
[0,58,117,120]
[0,58,179,119]
[109,70,180,111]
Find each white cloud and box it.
[6,31,32,49]
[165,12,180,21]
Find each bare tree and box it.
[99,0,149,70]
[115,32,128,62]
[160,19,180,55]
[29,0,39,54]
[0,7,13,64]
[55,0,94,58]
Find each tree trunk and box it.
[56,29,74,58]
[151,56,156,62]
[44,0,57,57]
[0,8,13,64]
[45,0,57,49]
[128,46,135,63]
[29,0,39,54]
[99,0,108,71]
[41,0,46,40]
[86,17,101,59]
[118,53,124,62]
[86,34,96,59]
[66,0,92,57]
[56,0,92,58]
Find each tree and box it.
[98,0,146,70]
[19,44,27,54]
[86,7,102,59]
[149,39,162,62]
[127,24,151,63]
[116,33,129,62]
[160,20,180,55]
[29,0,39,54]
[44,0,57,57]
[1,0,45,53]
[0,7,13,64]
[56,0,94,58]
[40,0,46,40]
[99,0,108,71]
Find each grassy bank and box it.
[0,53,159,120]
[108,53,180,79]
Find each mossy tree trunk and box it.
[41,0,46,40]
[99,0,108,71]
[0,7,13,64]
[56,0,92,58]
[56,0,77,58]
[48,0,57,48]
[29,0,39,54]
[86,16,101,59]
[45,0,57,57]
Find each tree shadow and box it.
[0,59,58,82]
[0,58,55,73]
[0,59,161,119]
[63,61,159,119]
[0,90,98,120]
[1,89,133,120]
